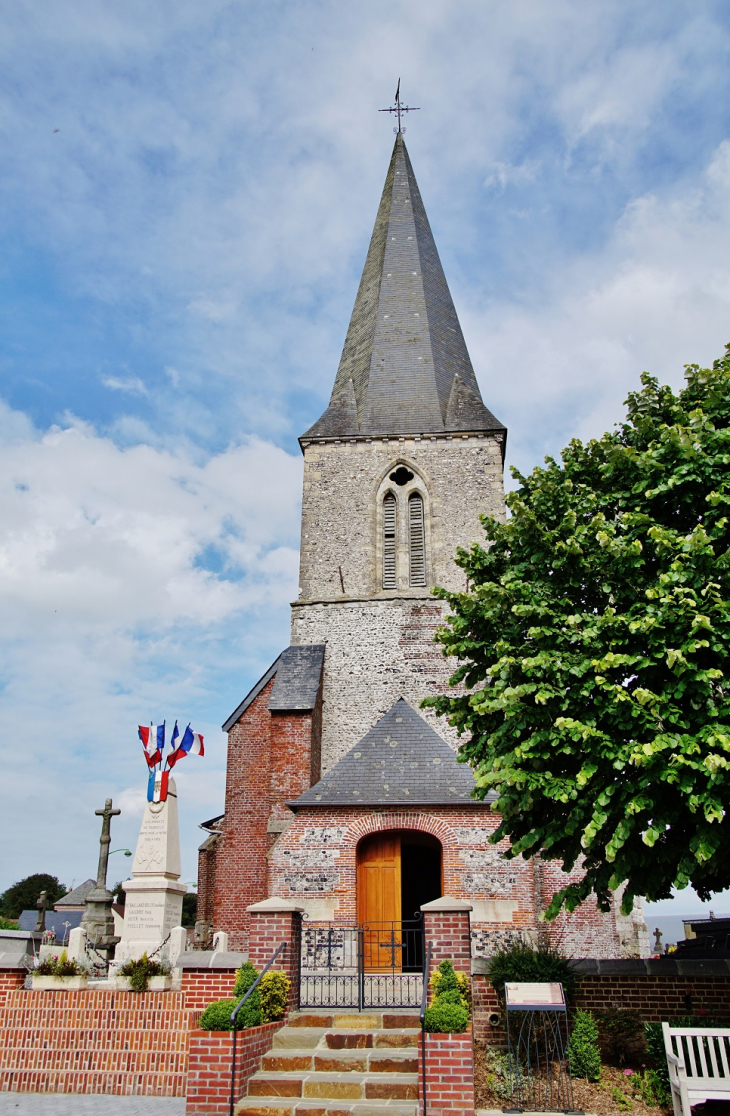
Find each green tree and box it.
[0,874,67,918]
[425,351,730,917]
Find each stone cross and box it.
[653,926,663,954]
[95,798,121,891]
[35,890,48,932]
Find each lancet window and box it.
[382,493,397,589]
[408,493,426,586]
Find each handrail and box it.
[229,942,287,1116]
[419,941,432,1116]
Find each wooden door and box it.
[357,833,401,971]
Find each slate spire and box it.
[302,133,505,442]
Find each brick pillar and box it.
[421,896,472,991]
[246,897,302,1013]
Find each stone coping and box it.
[0,951,31,969]
[175,950,247,969]
[471,957,730,977]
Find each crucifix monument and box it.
[80,797,122,958]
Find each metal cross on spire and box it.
[379,79,419,134]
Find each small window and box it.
[409,493,426,587]
[383,493,397,589]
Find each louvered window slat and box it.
[383,493,397,589]
[409,493,426,587]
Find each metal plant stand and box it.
[503,983,581,1114]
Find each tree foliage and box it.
[425,351,730,917]
[0,874,67,919]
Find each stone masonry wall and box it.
[292,433,504,769]
[267,806,621,958]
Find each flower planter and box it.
[31,975,89,990]
[114,975,173,991]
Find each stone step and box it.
[273,1028,420,1052]
[235,1100,418,1116]
[247,1069,418,1102]
[261,1049,419,1074]
[288,1013,420,1031]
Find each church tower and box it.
[201,127,635,961]
[292,132,506,768]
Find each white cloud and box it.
[102,375,149,396]
[466,137,730,478]
[0,399,302,890]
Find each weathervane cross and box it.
[379,79,419,134]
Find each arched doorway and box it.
[357,830,442,970]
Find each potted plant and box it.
[115,952,172,991]
[31,950,89,990]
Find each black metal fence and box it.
[298,918,425,1009]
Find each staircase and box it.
[236,1010,421,1116]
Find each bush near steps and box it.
[199,961,290,1030]
[424,959,470,1033]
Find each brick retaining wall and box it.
[0,988,192,1096]
[181,968,238,1013]
[471,959,730,1044]
[186,1024,281,1116]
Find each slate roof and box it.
[269,644,325,711]
[222,645,325,731]
[54,879,95,908]
[302,134,506,444]
[18,910,83,936]
[291,698,491,808]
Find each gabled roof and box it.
[54,879,95,908]
[291,698,490,808]
[222,644,325,732]
[301,133,505,444]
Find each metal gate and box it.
[298,918,425,1009]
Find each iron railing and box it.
[229,942,286,1116]
[298,918,425,1009]
[419,941,432,1116]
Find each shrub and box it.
[594,1008,645,1066]
[35,950,87,977]
[429,960,470,1010]
[118,953,170,992]
[259,970,290,1023]
[487,939,575,1003]
[199,998,239,1031]
[423,1000,469,1033]
[0,917,18,930]
[567,1010,601,1081]
[231,960,263,1027]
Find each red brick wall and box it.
[423,909,472,982]
[471,972,730,1042]
[0,987,192,1096]
[574,974,730,1019]
[0,970,25,1006]
[186,1023,281,1116]
[247,911,300,1014]
[207,679,318,951]
[182,969,238,1013]
[418,1028,475,1116]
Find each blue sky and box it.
[1,0,729,927]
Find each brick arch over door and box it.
[341,811,462,903]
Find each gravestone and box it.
[114,774,187,964]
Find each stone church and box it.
[197,131,645,962]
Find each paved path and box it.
[0,1098,185,1115]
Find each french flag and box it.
[138,723,164,767]
[167,725,204,769]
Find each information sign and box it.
[504,982,566,1010]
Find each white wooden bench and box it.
[662,1022,730,1116]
